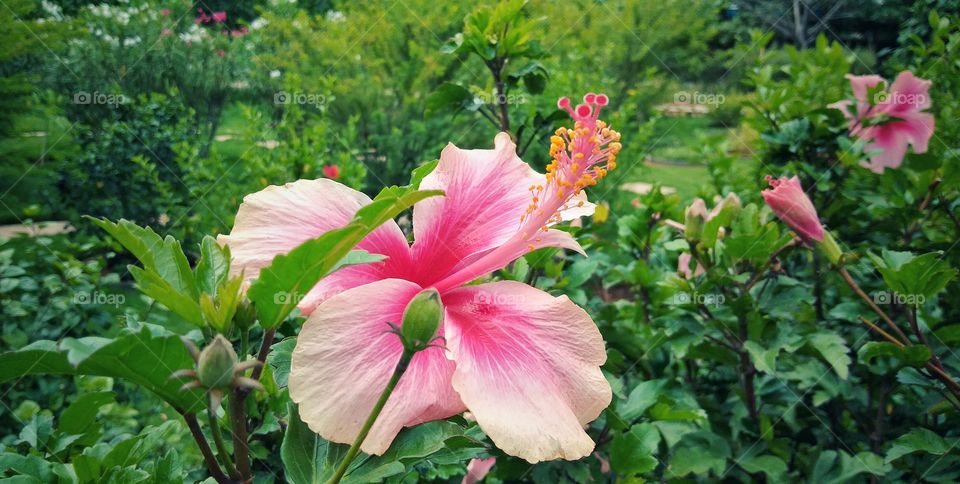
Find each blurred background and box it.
[2,0,960,482]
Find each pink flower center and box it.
[765,175,784,188]
[519,93,621,249]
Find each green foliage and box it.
[0,325,207,413]
[281,403,484,483]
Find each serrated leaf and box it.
[858,342,931,372]
[886,428,957,463]
[611,423,660,476]
[808,332,851,379]
[195,235,230,296]
[0,329,205,413]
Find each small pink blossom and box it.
[220,94,619,463]
[216,49,226,58]
[761,175,823,242]
[677,252,705,279]
[462,458,496,484]
[322,165,340,179]
[160,8,171,16]
[829,71,935,173]
[160,28,173,37]
[211,11,227,23]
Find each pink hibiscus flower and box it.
[219,94,619,462]
[761,175,823,242]
[829,71,934,173]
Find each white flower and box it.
[326,10,345,22]
[41,0,64,20]
[269,70,281,79]
[250,18,268,30]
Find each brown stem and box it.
[488,59,510,133]
[906,306,946,372]
[738,315,759,421]
[229,329,274,482]
[229,392,252,482]
[182,413,232,484]
[836,267,912,345]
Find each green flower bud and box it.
[400,289,444,353]
[234,299,257,331]
[197,335,238,390]
[721,192,742,218]
[684,198,708,240]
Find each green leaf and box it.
[129,265,204,327]
[58,391,116,436]
[620,379,667,421]
[425,83,473,115]
[248,185,441,329]
[744,341,779,374]
[808,332,851,379]
[739,455,787,481]
[870,250,957,302]
[267,337,297,388]
[667,431,730,477]
[0,340,74,383]
[0,453,55,482]
[195,235,230,296]
[858,342,931,372]
[886,428,957,463]
[281,403,478,484]
[0,329,205,413]
[610,423,660,476]
[88,217,198,299]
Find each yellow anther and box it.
[574,152,585,160]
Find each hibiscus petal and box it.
[845,74,885,104]
[443,282,611,463]
[888,71,932,112]
[411,133,591,285]
[861,109,934,173]
[218,179,413,313]
[289,279,465,455]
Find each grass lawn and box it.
[647,116,728,164]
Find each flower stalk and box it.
[327,349,414,484]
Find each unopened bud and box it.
[197,335,238,390]
[722,192,742,217]
[684,198,707,240]
[400,289,444,353]
[234,299,256,330]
